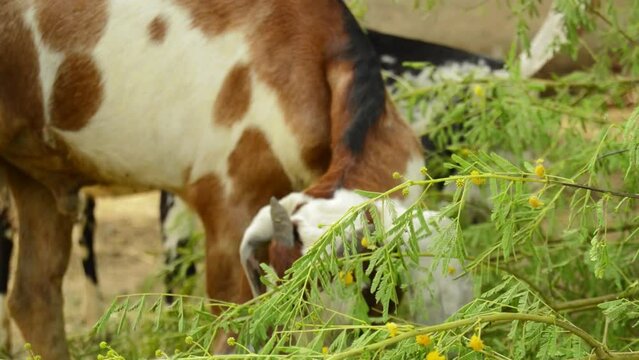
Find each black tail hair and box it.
[337,1,386,155]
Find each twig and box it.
[553,286,639,312]
[588,7,639,46]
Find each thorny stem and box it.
[409,173,639,200]
[554,285,639,312]
[327,312,615,360]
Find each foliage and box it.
[58,1,639,359]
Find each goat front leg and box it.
[6,167,73,360]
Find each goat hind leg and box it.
[6,167,73,360]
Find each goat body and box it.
[0,0,423,357]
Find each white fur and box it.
[239,192,312,296]
[519,8,567,78]
[23,7,64,133]
[27,0,313,193]
[242,190,474,323]
[403,154,426,204]
[401,60,508,137]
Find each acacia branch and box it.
[327,312,614,360]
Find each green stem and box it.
[554,286,639,312]
[328,312,613,360]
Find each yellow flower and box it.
[460,148,472,156]
[361,237,370,249]
[322,346,329,355]
[470,170,486,186]
[386,322,399,337]
[472,84,485,98]
[426,350,445,360]
[416,334,432,346]
[468,334,484,352]
[535,164,546,177]
[339,271,354,286]
[447,266,457,275]
[528,196,544,209]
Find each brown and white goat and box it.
[0,0,422,357]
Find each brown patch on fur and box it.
[214,63,251,127]
[306,83,422,198]
[268,241,302,279]
[341,99,421,194]
[50,54,103,131]
[35,0,108,52]
[148,16,168,43]
[184,174,253,304]
[184,144,292,305]
[0,1,45,148]
[247,1,349,180]
[174,0,256,35]
[228,128,293,209]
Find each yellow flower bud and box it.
[322,346,329,355]
[447,266,457,275]
[426,350,446,360]
[472,84,485,98]
[416,334,432,346]
[420,167,429,176]
[470,170,486,186]
[392,172,402,180]
[468,334,484,351]
[528,196,544,209]
[386,322,399,337]
[339,271,354,286]
[456,179,465,188]
[535,164,546,177]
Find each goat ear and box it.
[270,197,295,248]
[240,236,270,297]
